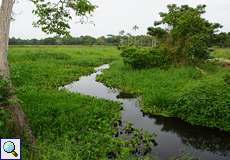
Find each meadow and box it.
[0,45,229,159]
[7,45,139,160]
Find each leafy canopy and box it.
[148,4,222,63]
[31,0,96,36]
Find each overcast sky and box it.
[9,0,230,39]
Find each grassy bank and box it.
[98,49,230,132]
[6,45,140,159]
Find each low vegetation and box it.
[120,46,169,69]
[212,48,230,59]
[98,56,230,131]
[7,45,142,159]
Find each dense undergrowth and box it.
[98,57,230,131]
[7,45,147,159]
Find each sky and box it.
[8,0,230,39]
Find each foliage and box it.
[186,35,210,63]
[9,35,155,47]
[210,32,230,48]
[147,27,167,39]
[98,59,230,131]
[31,0,96,36]
[121,122,156,157]
[0,109,12,137]
[172,79,230,131]
[120,46,169,69]
[149,4,221,64]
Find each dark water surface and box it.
[62,64,230,160]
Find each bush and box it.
[172,80,230,131]
[120,46,169,69]
[186,35,210,63]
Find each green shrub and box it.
[172,80,230,131]
[186,35,210,63]
[120,46,169,69]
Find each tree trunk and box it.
[0,0,36,147]
[0,0,14,79]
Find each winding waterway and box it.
[62,64,230,160]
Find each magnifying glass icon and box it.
[3,141,18,157]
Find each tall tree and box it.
[147,27,167,47]
[0,0,15,79]
[152,4,221,63]
[132,25,139,45]
[132,25,139,33]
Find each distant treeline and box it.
[211,32,230,48]
[9,35,154,46]
[9,32,230,47]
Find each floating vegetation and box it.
[119,122,157,157]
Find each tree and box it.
[147,27,167,47]
[0,0,96,79]
[132,25,139,33]
[119,30,125,36]
[132,25,139,45]
[119,30,125,45]
[152,4,221,63]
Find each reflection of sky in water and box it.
[63,64,230,160]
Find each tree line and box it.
[9,32,230,47]
[9,35,157,46]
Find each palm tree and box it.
[132,25,139,32]
[119,30,125,36]
[119,30,125,46]
[126,33,132,45]
[132,25,139,45]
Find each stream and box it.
[62,64,230,160]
